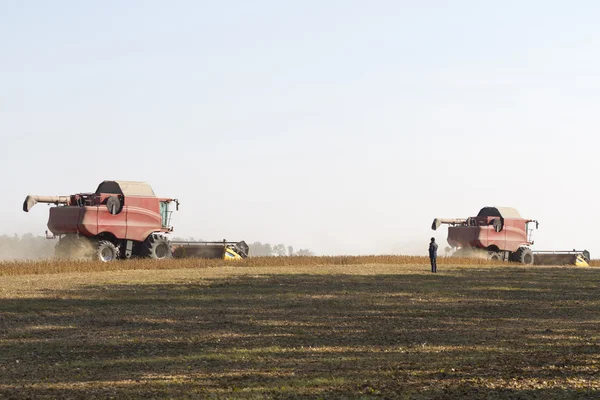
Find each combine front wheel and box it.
[97,240,119,262]
[514,247,534,265]
[142,234,172,260]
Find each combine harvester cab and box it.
[23,180,248,262]
[431,206,590,266]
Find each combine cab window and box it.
[160,202,171,228]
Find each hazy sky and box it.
[1,1,599,256]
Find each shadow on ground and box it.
[0,267,599,399]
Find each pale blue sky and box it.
[1,1,599,255]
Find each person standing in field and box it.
[429,237,438,273]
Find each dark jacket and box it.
[429,242,438,258]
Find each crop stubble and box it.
[0,257,598,399]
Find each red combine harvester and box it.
[431,206,590,265]
[23,180,248,262]
[432,207,537,263]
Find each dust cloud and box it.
[446,247,490,259]
[54,235,96,261]
[387,241,490,260]
[0,234,54,261]
[0,234,100,261]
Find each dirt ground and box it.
[0,262,598,399]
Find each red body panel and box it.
[46,191,173,243]
[447,216,530,252]
[504,219,528,251]
[123,196,165,242]
[48,207,84,235]
[97,206,127,238]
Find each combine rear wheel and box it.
[488,252,502,261]
[141,234,172,260]
[97,240,119,262]
[514,247,534,265]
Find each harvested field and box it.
[0,259,599,399]
[0,255,503,276]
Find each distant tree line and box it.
[247,242,315,257]
[171,238,315,257]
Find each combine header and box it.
[171,240,249,260]
[533,250,590,267]
[432,206,590,266]
[23,180,248,262]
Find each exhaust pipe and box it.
[23,195,70,212]
[431,218,467,231]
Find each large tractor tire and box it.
[97,240,119,262]
[141,234,172,260]
[514,247,534,265]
